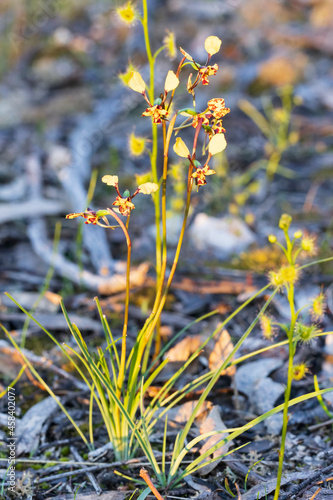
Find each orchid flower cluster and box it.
[66,177,158,223]
[128,35,229,189]
[66,34,230,228]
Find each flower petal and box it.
[138,182,159,195]
[102,175,119,186]
[208,133,227,155]
[204,36,222,56]
[128,71,146,93]
[173,137,190,158]
[164,70,179,93]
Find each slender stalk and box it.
[141,0,161,282]
[274,283,296,499]
[106,209,131,396]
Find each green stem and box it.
[274,283,296,499]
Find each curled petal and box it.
[204,36,222,55]
[102,175,119,186]
[128,71,146,93]
[208,133,227,155]
[164,70,179,93]
[138,182,159,195]
[173,137,190,158]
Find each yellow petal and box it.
[138,182,159,195]
[208,133,227,155]
[164,70,179,92]
[173,137,190,158]
[204,36,222,55]
[128,71,146,93]
[102,175,119,186]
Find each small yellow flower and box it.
[191,165,216,187]
[260,315,276,340]
[163,30,176,60]
[279,213,292,231]
[268,234,277,243]
[301,235,317,256]
[294,230,303,239]
[310,292,326,321]
[173,137,190,158]
[128,71,146,94]
[204,36,222,56]
[292,363,309,381]
[128,132,146,157]
[119,62,138,86]
[269,265,299,289]
[116,1,138,25]
[208,133,227,155]
[164,70,179,93]
[279,265,299,285]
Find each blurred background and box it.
[0,0,333,293]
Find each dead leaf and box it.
[166,335,203,362]
[198,405,233,475]
[208,329,236,376]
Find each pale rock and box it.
[189,213,255,257]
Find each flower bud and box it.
[294,230,302,239]
[268,234,277,243]
[279,213,292,231]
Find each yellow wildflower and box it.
[301,235,317,256]
[119,62,137,86]
[268,234,277,243]
[163,30,176,60]
[269,265,299,289]
[128,132,146,157]
[292,363,309,381]
[260,315,276,340]
[116,1,138,25]
[310,292,326,321]
[279,213,292,231]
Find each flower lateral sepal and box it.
[66,208,106,225]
